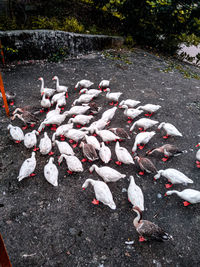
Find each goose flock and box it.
[6,75,200,243]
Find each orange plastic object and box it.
[0,233,12,267]
[0,72,9,117]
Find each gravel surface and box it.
[0,48,200,267]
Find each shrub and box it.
[31,16,60,30]
[61,17,85,33]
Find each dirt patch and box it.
[1,49,200,266]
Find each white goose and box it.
[101,107,117,122]
[73,94,95,105]
[99,80,110,89]
[166,189,200,205]
[38,77,56,97]
[80,88,101,98]
[105,88,122,104]
[24,130,39,149]
[54,140,74,156]
[158,122,183,138]
[52,76,68,93]
[51,92,66,105]
[58,154,83,172]
[64,129,88,143]
[52,123,74,142]
[154,168,193,186]
[99,142,112,164]
[41,93,51,109]
[82,179,116,210]
[46,106,61,120]
[68,115,93,125]
[39,132,52,155]
[132,131,156,154]
[122,105,143,120]
[128,176,144,211]
[81,119,107,134]
[38,112,69,132]
[115,142,135,165]
[44,157,58,186]
[7,124,24,143]
[137,104,161,116]
[17,152,36,181]
[56,96,66,107]
[84,134,101,150]
[66,105,90,116]
[75,80,94,89]
[95,128,120,142]
[130,118,159,131]
[119,99,141,108]
[89,164,126,183]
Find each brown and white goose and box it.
[11,111,40,128]
[12,105,41,115]
[109,128,130,140]
[134,156,157,176]
[80,141,99,161]
[133,206,173,242]
[147,144,182,162]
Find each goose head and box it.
[121,104,128,110]
[52,76,58,81]
[7,124,13,130]
[89,164,98,173]
[11,113,24,122]
[158,122,165,130]
[154,170,163,180]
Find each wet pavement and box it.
[0,49,200,266]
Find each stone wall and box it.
[0,30,124,61]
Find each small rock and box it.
[157,193,162,199]
[122,188,127,193]
[69,228,77,236]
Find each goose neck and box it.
[133,208,142,228]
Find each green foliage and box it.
[29,16,85,33]
[0,16,18,31]
[61,17,85,33]
[93,0,200,54]
[31,16,60,30]
[103,50,132,64]
[179,33,200,46]
[2,46,19,62]
[124,35,135,47]
[48,46,69,62]
[161,61,200,79]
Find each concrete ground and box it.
[0,48,200,267]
